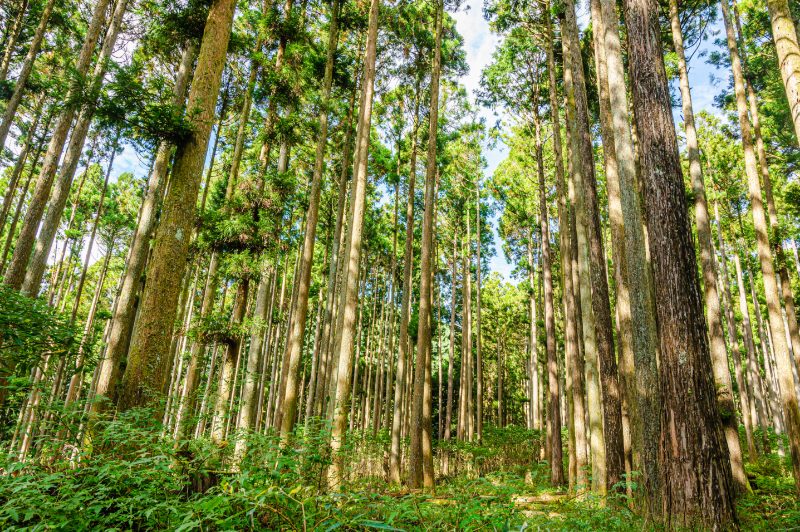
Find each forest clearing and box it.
[1,0,800,529]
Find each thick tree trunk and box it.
[623,0,739,524]
[763,0,800,147]
[668,0,748,496]
[94,43,197,418]
[117,0,238,414]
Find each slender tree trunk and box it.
[0,94,44,234]
[409,0,442,489]
[327,0,380,486]
[445,235,457,443]
[15,0,131,298]
[0,0,30,82]
[0,0,55,150]
[532,105,563,488]
[389,76,420,484]
[279,0,342,438]
[561,8,601,493]
[564,0,622,492]
[716,205,758,462]
[721,0,800,496]
[117,0,238,414]
[1,0,110,293]
[211,280,250,443]
[623,0,739,523]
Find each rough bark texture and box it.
[95,42,197,416]
[669,0,748,496]
[764,0,800,147]
[117,0,238,413]
[564,0,623,493]
[546,3,585,490]
[622,0,740,525]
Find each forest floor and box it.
[0,412,796,531]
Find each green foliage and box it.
[0,286,81,380]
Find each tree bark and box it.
[722,0,800,496]
[279,0,342,438]
[668,0,748,495]
[716,205,758,463]
[15,0,131,297]
[327,0,380,487]
[389,76,420,484]
[94,43,197,417]
[117,0,238,414]
[409,0,442,489]
[1,0,110,292]
[623,0,740,524]
[560,8,599,492]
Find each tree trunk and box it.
[560,8,600,492]
[546,2,585,491]
[279,0,342,438]
[716,205,758,462]
[668,0,748,495]
[763,0,800,147]
[327,0,380,486]
[116,0,238,414]
[94,43,197,418]
[0,0,55,150]
[623,0,739,524]
[564,0,622,492]
[0,0,30,82]
[0,94,44,234]
[1,0,110,293]
[14,0,131,298]
[409,0,442,489]
[389,76,420,484]
[721,0,800,496]
[211,280,250,444]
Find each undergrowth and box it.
[0,408,796,531]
